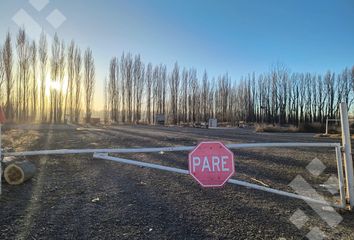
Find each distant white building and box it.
[208,118,217,128]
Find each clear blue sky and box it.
[1,0,354,108]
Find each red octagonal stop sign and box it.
[189,141,235,187]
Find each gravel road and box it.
[0,124,353,239]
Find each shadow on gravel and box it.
[0,127,52,239]
[92,157,307,239]
[2,125,351,239]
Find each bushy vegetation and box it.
[256,123,328,133]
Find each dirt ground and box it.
[0,124,353,240]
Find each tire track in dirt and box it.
[16,126,53,240]
[32,127,102,239]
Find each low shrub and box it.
[298,122,326,133]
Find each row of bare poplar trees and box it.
[3,29,350,125]
[105,54,354,125]
[0,29,95,123]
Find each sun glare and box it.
[45,74,68,97]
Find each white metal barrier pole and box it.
[93,153,189,175]
[4,142,341,157]
[335,145,346,208]
[340,102,354,208]
[93,153,343,208]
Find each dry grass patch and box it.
[255,124,299,133]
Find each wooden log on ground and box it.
[4,160,36,185]
[1,156,18,180]
[1,156,24,174]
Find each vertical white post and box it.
[325,118,329,135]
[340,102,354,208]
[335,145,346,208]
